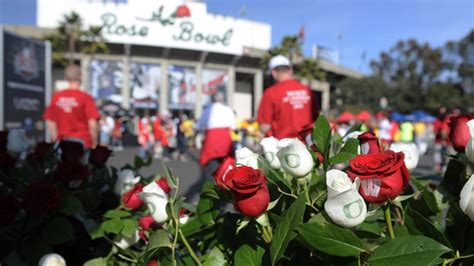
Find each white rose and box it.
[38,253,66,266]
[260,137,281,169]
[7,129,30,154]
[389,142,420,171]
[235,147,259,169]
[465,120,474,163]
[276,139,314,177]
[140,182,169,223]
[460,174,474,221]
[114,230,140,250]
[114,169,140,196]
[324,170,367,228]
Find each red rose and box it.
[226,166,270,217]
[0,131,8,152]
[147,261,159,266]
[346,150,410,204]
[298,123,325,163]
[175,5,191,17]
[55,161,90,186]
[89,146,113,166]
[60,140,84,163]
[138,215,161,241]
[156,177,171,194]
[22,181,60,215]
[123,184,144,209]
[449,115,474,153]
[358,132,382,154]
[0,152,17,169]
[213,157,236,189]
[0,195,20,225]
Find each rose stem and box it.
[384,205,395,239]
[179,229,202,265]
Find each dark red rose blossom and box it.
[156,177,171,194]
[89,146,113,166]
[213,157,236,189]
[0,152,17,169]
[0,131,8,153]
[358,132,383,154]
[175,5,191,17]
[22,181,60,215]
[60,140,84,163]
[138,215,162,241]
[0,195,20,225]
[298,123,325,163]
[147,261,159,266]
[449,115,474,153]
[29,142,54,163]
[346,150,410,204]
[225,166,270,217]
[123,184,144,209]
[55,161,90,184]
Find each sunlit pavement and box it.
[108,145,438,200]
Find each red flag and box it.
[298,25,305,42]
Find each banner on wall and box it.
[130,63,161,108]
[1,29,50,144]
[202,68,228,106]
[89,59,124,103]
[168,65,196,110]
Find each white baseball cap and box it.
[269,55,291,70]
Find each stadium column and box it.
[159,61,169,114]
[227,65,235,110]
[194,63,203,118]
[253,70,263,117]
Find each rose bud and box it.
[235,147,259,169]
[89,146,113,166]
[346,150,410,204]
[7,129,30,154]
[156,177,171,194]
[298,124,325,163]
[226,166,270,217]
[114,230,140,250]
[0,195,20,225]
[460,174,474,221]
[140,182,169,223]
[358,132,382,154]
[449,115,474,153]
[390,142,420,172]
[277,139,314,177]
[114,169,141,196]
[139,215,160,231]
[260,137,281,169]
[147,261,159,266]
[59,140,85,163]
[465,119,474,163]
[22,181,60,215]
[213,157,236,190]
[123,184,144,209]
[38,253,66,266]
[324,170,367,228]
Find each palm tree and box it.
[80,25,109,58]
[59,12,83,65]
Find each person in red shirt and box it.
[257,55,317,139]
[433,107,450,174]
[43,65,100,148]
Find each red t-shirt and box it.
[257,80,314,139]
[43,89,100,148]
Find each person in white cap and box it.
[257,55,317,139]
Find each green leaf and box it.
[134,155,144,170]
[104,209,131,219]
[162,162,178,189]
[405,207,453,249]
[329,138,359,164]
[58,194,84,215]
[84,257,107,266]
[255,213,270,227]
[296,222,366,257]
[236,218,250,234]
[121,219,138,238]
[312,114,331,156]
[270,194,306,265]
[234,244,265,266]
[367,236,452,266]
[203,247,226,266]
[258,156,292,190]
[102,218,124,234]
[267,196,281,211]
[148,229,172,250]
[41,217,74,245]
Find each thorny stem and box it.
[179,229,202,265]
[277,187,320,212]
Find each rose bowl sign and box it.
[37,0,271,55]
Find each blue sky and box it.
[1,0,473,73]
